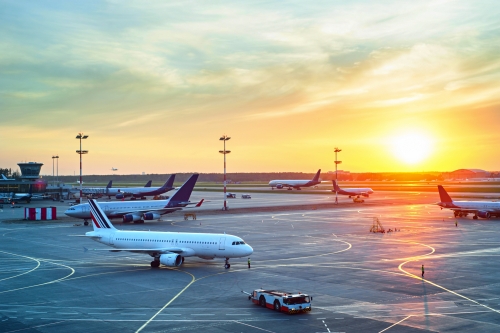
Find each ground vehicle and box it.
[241,194,251,199]
[226,193,236,198]
[244,289,312,314]
[353,197,364,203]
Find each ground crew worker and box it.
[421,264,425,278]
[455,220,458,227]
[248,258,251,269]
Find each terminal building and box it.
[0,162,47,194]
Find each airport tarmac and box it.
[1,193,500,332]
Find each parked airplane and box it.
[84,198,253,269]
[107,175,175,199]
[1,174,15,181]
[332,180,374,199]
[65,174,202,225]
[269,169,321,190]
[436,185,500,219]
[5,185,44,203]
[81,181,113,197]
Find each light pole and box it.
[219,135,231,211]
[52,155,59,186]
[76,133,89,202]
[334,147,342,204]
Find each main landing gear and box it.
[84,220,89,226]
[224,258,231,269]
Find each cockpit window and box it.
[232,241,246,245]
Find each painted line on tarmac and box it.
[135,269,195,333]
[378,315,411,333]
[398,243,500,315]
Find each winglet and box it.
[312,169,321,182]
[437,185,453,203]
[195,199,204,207]
[83,246,88,252]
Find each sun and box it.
[391,131,433,164]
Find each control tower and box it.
[18,162,43,180]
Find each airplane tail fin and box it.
[162,174,176,189]
[312,169,321,182]
[168,174,199,205]
[1,174,7,180]
[437,185,453,203]
[88,199,116,231]
[106,181,112,188]
[332,180,341,192]
[144,180,152,188]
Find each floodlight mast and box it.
[334,147,342,204]
[76,133,89,202]
[219,135,231,211]
[52,155,59,186]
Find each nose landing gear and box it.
[224,257,231,269]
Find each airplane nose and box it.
[245,245,254,256]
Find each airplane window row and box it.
[116,238,216,245]
[232,241,245,245]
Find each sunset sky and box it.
[1,1,499,175]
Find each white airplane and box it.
[111,167,118,171]
[269,169,321,190]
[332,180,374,200]
[65,174,202,225]
[107,175,175,200]
[81,181,113,197]
[437,185,500,219]
[84,198,253,269]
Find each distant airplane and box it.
[107,175,175,200]
[111,167,118,171]
[269,169,321,190]
[65,174,202,224]
[436,185,500,219]
[332,180,374,199]
[6,185,45,203]
[1,174,15,181]
[81,181,113,197]
[84,198,252,269]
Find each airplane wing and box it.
[107,207,182,217]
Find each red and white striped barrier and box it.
[24,207,57,220]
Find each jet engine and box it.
[361,193,370,197]
[143,212,161,220]
[123,214,142,223]
[116,193,124,199]
[160,253,182,267]
[477,211,491,219]
[276,184,283,189]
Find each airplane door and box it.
[109,233,115,245]
[175,239,178,246]
[219,237,225,250]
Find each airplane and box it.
[4,185,44,203]
[65,174,202,225]
[436,185,500,219]
[111,167,118,171]
[107,175,175,200]
[84,198,253,269]
[1,174,15,181]
[269,169,322,190]
[81,181,113,197]
[332,180,374,200]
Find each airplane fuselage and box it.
[86,230,253,259]
[268,180,320,189]
[66,200,170,219]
